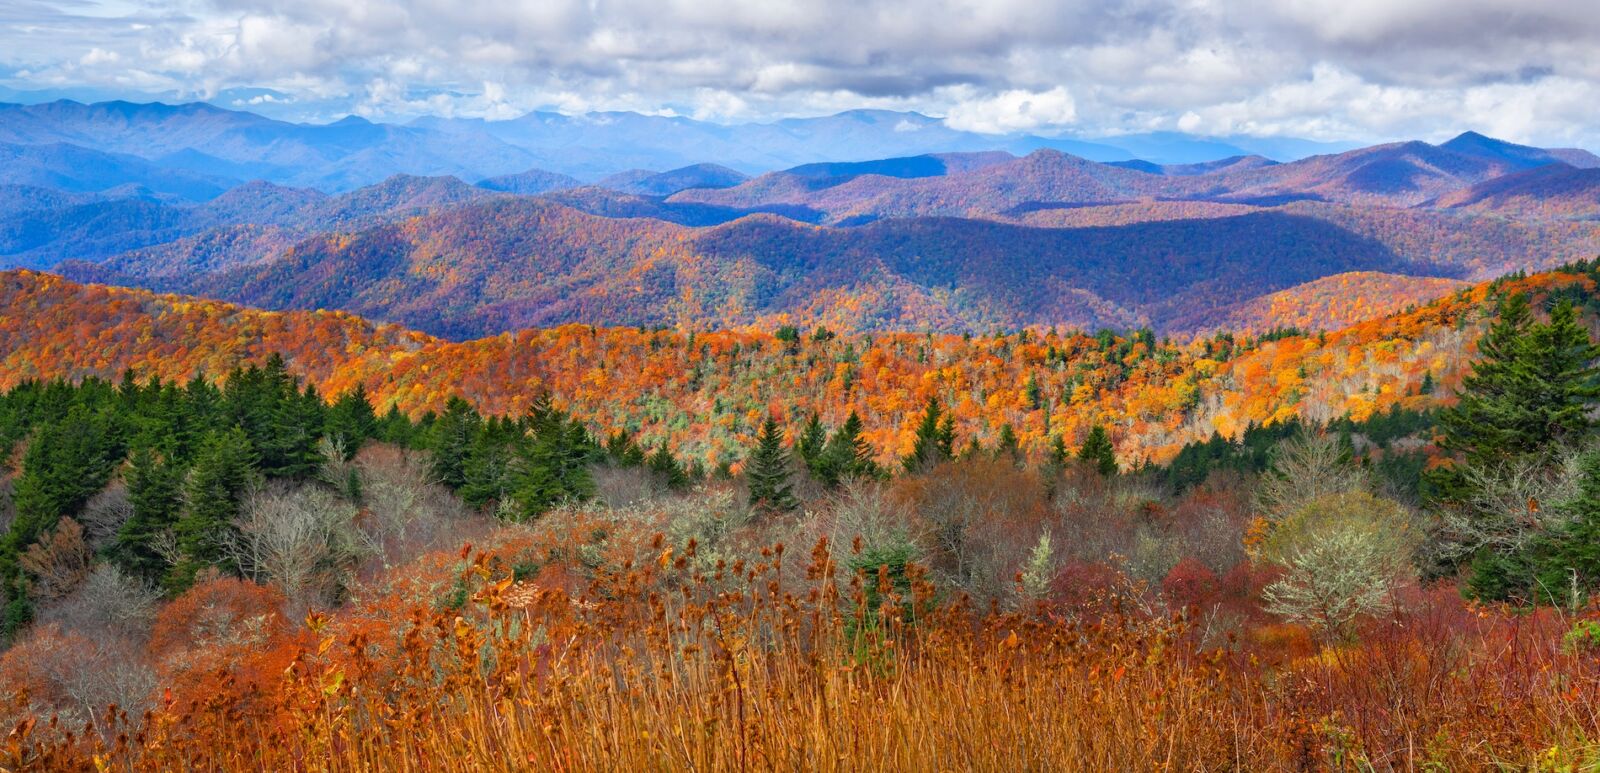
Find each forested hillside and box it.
[7,265,1588,473]
[6,261,1600,768]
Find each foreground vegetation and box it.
[6,266,1600,768]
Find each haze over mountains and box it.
[4,100,1600,339]
[0,100,1362,192]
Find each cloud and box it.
[0,0,1597,147]
[944,87,1077,134]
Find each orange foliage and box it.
[5,268,1577,470]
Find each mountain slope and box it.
[5,266,1589,465]
[0,141,233,200]
[1432,163,1600,218]
[88,197,1467,339]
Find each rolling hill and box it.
[1433,163,1600,219]
[65,197,1466,339]
[2,265,1585,466]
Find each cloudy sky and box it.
[2,0,1598,146]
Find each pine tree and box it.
[0,405,122,632]
[1526,451,1600,609]
[510,410,597,520]
[795,413,827,475]
[1025,374,1043,410]
[747,417,798,515]
[459,420,515,509]
[325,384,379,459]
[647,445,689,491]
[1433,295,1600,602]
[903,397,951,472]
[113,447,185,583]
[377,404,415,447]
[995,423,1021,462]
[1078,425,1117,476]
[170,427,258,590]
[605,429,647,467]
[819,411,877,486]
[1436,293,1600,467]
[429,397,480,489]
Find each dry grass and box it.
[5,523,1600,771]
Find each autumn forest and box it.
[6,79,1600,769]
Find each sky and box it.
[2,0,1598,146]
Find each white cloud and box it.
[944,86,1077,134]
[0,0,1597,147]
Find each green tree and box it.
[510,410,597,520]
[170,427,259,591]
[428,397,480,490]
[1078,425,1117,476]
[325,384,379,459]
[113,447,186,583]
[903,397,952,472]
[820,411,878,486]
[1,405,122,632]
[795,412,828,475]
[647,445,690,491]
[747,417,798,515]
[1431,296,1600,601]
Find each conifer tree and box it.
[1078,425,1117,476]
[1433,295,1600,601]
[326,384,379,459]
[170,427,258,590]
[510,410,597,520]
[820,411,877,485]
[903,397,952,472]
[605,429,647,467]
[995,423,1021,462]
[429,397,480,489]
[648,445,689,491]
[747,417,798,515]
[114,447,185,583]
[795,412,827,475]
[459,420,515,509]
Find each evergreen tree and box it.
[647,445,689,491]
[903,397,952,472]
[113,447,185,583]
[377,404,415,447]
[1437,294,1600,467]
[819,411,877,485]
[170,427,258,590]
[1078,425,1117,476]
[795,413,828,475]
[1025,374,1043,410]
[0,405,122,631]
[995,423,1021,462]
[459,420,515,509]
[1432,295,1600,601]
[429,397,480,489]
[510,410,597,520]
[747,417,798,515]
[325,384,379,459]
[605,429,647,467]
[1520,451,1600,609]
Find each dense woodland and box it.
[3,262,1600,766]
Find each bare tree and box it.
[77,482,133,551]
[39,564,160,641]
[356,445,473,568]
[1260,492,1419,638]
[19,518,93,601]
[1253,432,1369,526]
[1429,452,1584,566]
[227,482,364,610]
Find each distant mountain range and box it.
[0,99,1377,193]
[5,99,1600,338]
